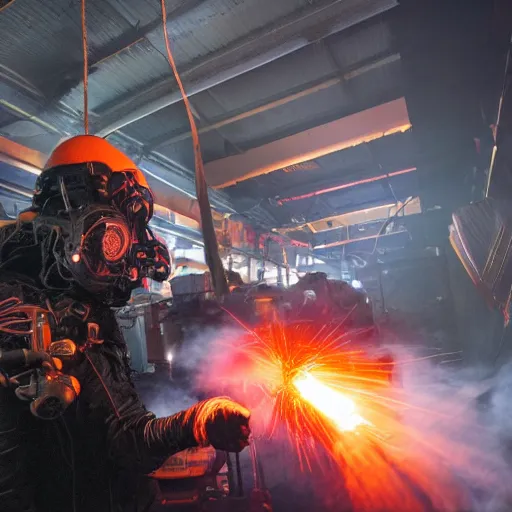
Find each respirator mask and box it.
[31,162,171,306]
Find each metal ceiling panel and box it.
[93,0,399,135]
[154,138,196,173]
[203,42,338,113]
[216,84,348,147]
[196,130,235,162]
[347,57,403,106]
[101,0,183,28]
[327,17,393,69]
[122,101,190,143]
[0,0,132,93]
[224,163,419,229]
[147,0,316,64]
[317,130,415,172]
[185,91,231,122]
[63,39,172,112]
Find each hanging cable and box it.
[0,1,17,14]
[368,196,414,256]
[81,0,89,134]
[485,39,512,197]
[160,0,229,298]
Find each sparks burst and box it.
[198,320,492,511]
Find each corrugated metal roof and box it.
[0,0,403,233]
[217,86,346,147]
[122,101,190,143]
[202,42,338,112]
[150,15,401,159]
[101,0,172,28]
[63,39,172,112]
[147,0,316,63]
[0,0,326,106]
[0,0,132,93]
[217,59,402,151]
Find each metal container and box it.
[170,273,213,296]
[152,447,220,480]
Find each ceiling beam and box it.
[147,52,400,151]
[277,166,416,205]
[206,98,411,188]
[93,0,398,137]
[313,228,408,250]
[0,135,46,174]
[278,197,421,236]
[308,197,421,233]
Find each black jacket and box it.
[0,273,198,512]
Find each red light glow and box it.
[102,223,130,262]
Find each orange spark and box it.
[197,321,506,511]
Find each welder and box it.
[0,135,251,512]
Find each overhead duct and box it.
[0,135,45,174]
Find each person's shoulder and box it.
[0,273,41,304]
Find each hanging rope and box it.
[160,0,229,298]
[0,0,17,14]
[81,0,89,134]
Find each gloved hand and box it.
[185,397,251,453]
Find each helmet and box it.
[28,135,170,305]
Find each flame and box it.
[293,372,368,432]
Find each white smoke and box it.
[138,322,512,511]
[390,345,512,512]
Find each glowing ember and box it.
[293,371,368,432]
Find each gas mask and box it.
[30,160,170,306]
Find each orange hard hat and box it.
[44,135,149,190]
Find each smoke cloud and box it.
[140,323,512,511]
